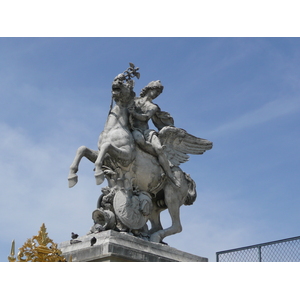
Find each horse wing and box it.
[158,126,213,167]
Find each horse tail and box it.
[183,172,197,206]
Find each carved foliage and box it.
[8,223,68,262]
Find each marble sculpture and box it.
[68,63,213,244]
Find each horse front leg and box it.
[94,142,135,185]
[94,142,111,185]
[68,146,98,188]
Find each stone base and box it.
[59,230,208,262]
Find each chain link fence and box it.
[216,236,300,262]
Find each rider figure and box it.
[128,80,180,187]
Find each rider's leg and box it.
[133,130,180,187]
[132,130,157,157]
[151,135,180,187]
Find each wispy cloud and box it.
[0,122,102,252]
[208,96,300,137]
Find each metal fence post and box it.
[258,246,262,262]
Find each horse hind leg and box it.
[149,174,187,243]
[150,201,182,243]
[148,206,164,235]
[68,146,98,188]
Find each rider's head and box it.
[140,80,164,99]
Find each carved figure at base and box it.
[68,63,213,244]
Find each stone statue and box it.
[68,63,213,244]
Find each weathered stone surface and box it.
[67,63,213,244]
[59,230,208,262]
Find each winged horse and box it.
[68,71,212,243]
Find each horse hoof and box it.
[95,172,105,185]
[150,233,161,244]
[68,175,78,188]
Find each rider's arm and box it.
[130,106,158,121]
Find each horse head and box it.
[112,74,136,107]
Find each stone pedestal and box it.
[59,230,208,262]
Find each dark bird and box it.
[71,232,79,239]
[90,237,97,246]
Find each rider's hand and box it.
[128,106,135,114]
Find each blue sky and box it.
[1,37,300,263]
